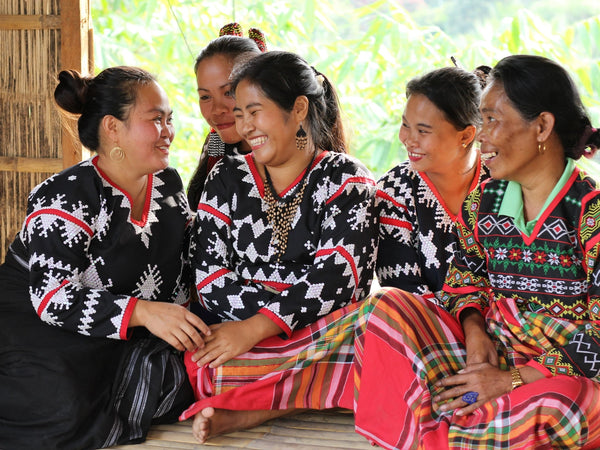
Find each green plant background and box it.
[92,0,600,185]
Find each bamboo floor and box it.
[111,410,373,450]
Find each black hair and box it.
[54,66,155,151]
[193,35,260,73]
[230,51,346,153]
[406,66,483,131]
[490,54,600,159]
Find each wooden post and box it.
[60,0,92,168]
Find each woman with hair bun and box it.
[187,23,266,211]
[376,66,489,301]
[0,66,210,449]
[354,55,600,449]
[181,50,378,443]
[187,24,267,327]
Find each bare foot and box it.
[192,406,215,443]
[192,406,301,443]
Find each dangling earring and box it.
[538,142,546,154]
[110,146,125,162]
[296,124,308,152]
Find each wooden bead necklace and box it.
[263,154,315,260]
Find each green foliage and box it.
[91,0,600,185]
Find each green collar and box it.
[498,158,575,235]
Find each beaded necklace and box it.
[263,153,316,260]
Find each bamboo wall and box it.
[0,0,91,263]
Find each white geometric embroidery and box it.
[420,229,440,269]
[78,289,101,336]
[133,264,163,301]
[569,332,600,376]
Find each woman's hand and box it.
[130,300,211,352]
[461,308,498,367]
[191,314,283,368]
[433,363,512,416]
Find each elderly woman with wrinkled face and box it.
[354,55,600,450]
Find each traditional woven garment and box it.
[444,166,600,377]
[354,163,600,449]
[354,289,600,450]
[181,301,361,419]
[376,159,488,303]
[190,151,377,335]
[0,157,193,449]
[182,150,377,418]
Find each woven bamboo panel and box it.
[0,0,90,263]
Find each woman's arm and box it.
[375,168,434,297]
[25,184,140,340]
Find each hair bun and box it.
[473,65,492,89]
[54,69,93,115]
[578,125,599,159]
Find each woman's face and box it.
[398,93,469,175]
[195,54,241,144]
[233,79,300,168]
[478,81,540,182]
[115,81,174,176]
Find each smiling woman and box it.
[353,55,600,450]
[182,50,378,444]
[186,26,266,212]
[0,66,207,449]
[375,66,489,300]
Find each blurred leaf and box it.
[91,0,600,182]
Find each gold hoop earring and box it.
[538,142,546,155]
[110,146,125,162]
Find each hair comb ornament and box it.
[248,28,267,52]
[218,22,267,53]
[219,22,243,37]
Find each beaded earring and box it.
[296,124,308,152]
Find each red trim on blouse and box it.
[316,246,359,303]
[419,172,458,221]
[254,280,293,293]
[326,177,375,205]
[247,151,329,199]
[279,165,310,197]
[259,307,292,337]
[26,209,93,236]
[197,268,232,291]
[120,297,138,340]
[376,189,409,212]
[578,170,600,257]
[92,156,153,227]
[379,216,413,230]
[522,167,580,246]
[37,279,69,316]
[245,154,265,196]
[197,204,232,226]
[419,158,484,221]
[197,293,207,309]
